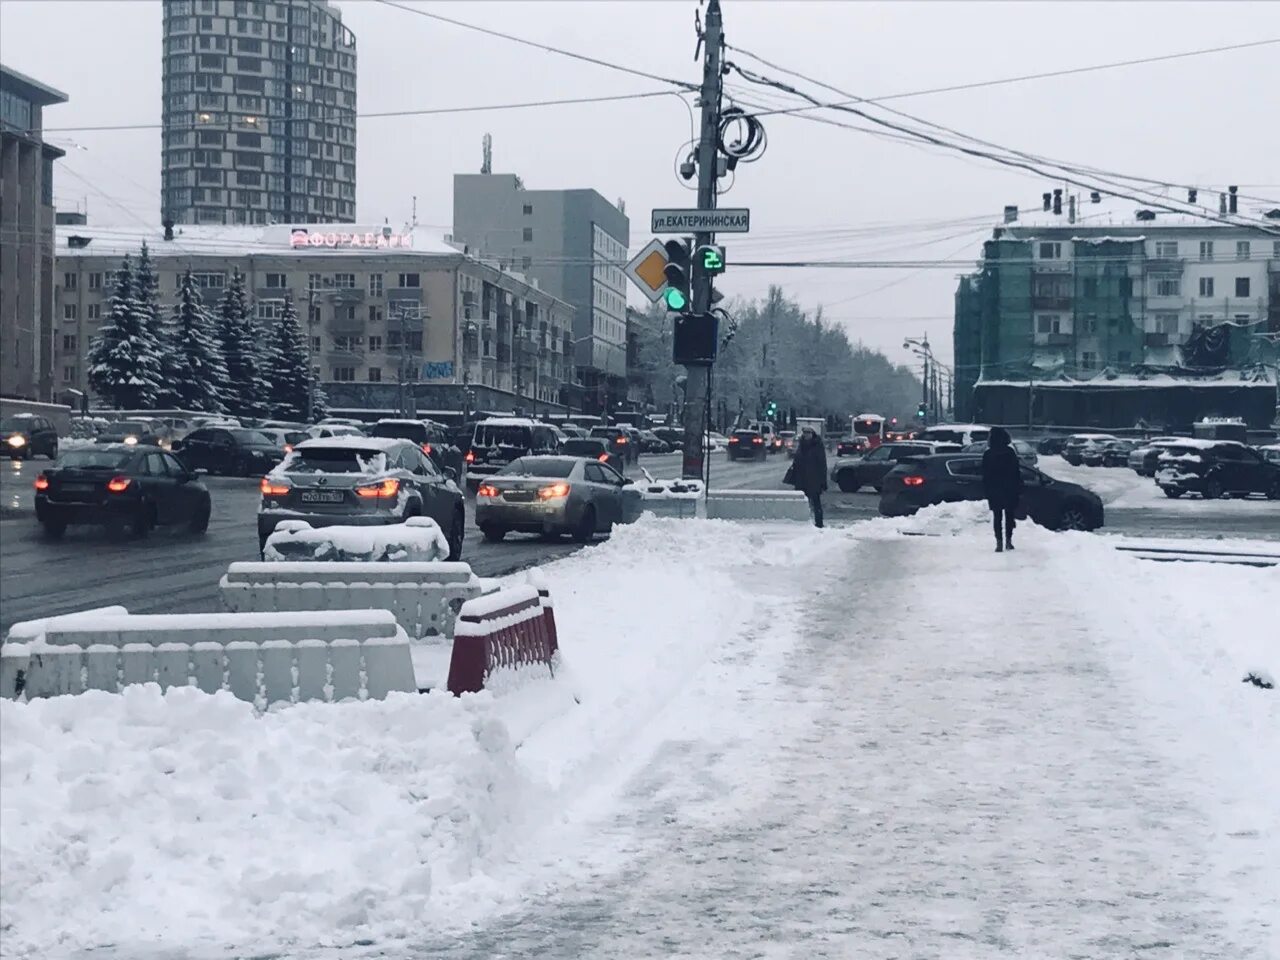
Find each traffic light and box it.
[916,402,927,420]
[696,244,726,276]
[766,400,778,419]
[672,312,719,365]
[663,239,692,312]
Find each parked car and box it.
[189,415,242,430]
[474,455,642,542]
[369,418,465,480]
[1260,444,1280,466]
[559,437,625,473]
[747,421,782,454]
[34,445,211,539]
[830,441,939,493]
[172,426,285,476]
[779,431,798,458]
[1036,436,1068,456]
[95,418,172,450]
[466,418,562,490]
[2,413,59,460]
[963,438,1039,467]
[1061,433,1118,466]
[559,423,590,441]
[258,436,465,557]
[835,436,868,458]
[1082,438,1138,467]
[316,417,366,428]
[880,453,1104,530]
[728,429,769,461]
[637,430,671,454]
[256,427,309,456]
[306,423,364,440]
[916,424,991,447]
[653,427,684,449]
[707,432,730,451]
[589,426,639,466]
[1154,441,1280,500]
[1128,438,1184,476]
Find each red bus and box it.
[851,413,886,449]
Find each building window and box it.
[368,306,383,324]
[1199,277,1214,297]
[331,367,356,382]
[1199,240,1214,261]
[1081,351,1097,370]
[257,299,285,321]
[522,256,532,272]
[1155,312,1179,334]
[1154,240,1178,258]
[332,273,355,289]
[368,273,383,296]
[88,272,103,290]
[265,272,287,289]
[1038,242,1062,260]
[522,227,534,242]
[87,304,101,321]
[368,335,382,351]
[1274,241,1280,260]
[522,204,533,216]
[63,273,77,290]
[397,273,420,288]
[311,336,321,352]
[62,334,77,351]
[192,272,226,289]
[367,368,381,382]
[1235,277,1250,297]
[1235,240,1251,260]
[63,304,78,320]
[62,366,76,383]
[308,273,323,291]
[1036,315,1061,334]
[1154,278,1181,297]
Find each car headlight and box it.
[123,436,139,445]
[6,435,25,447]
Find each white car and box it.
[707,432,730,451]
[307,423,364,440]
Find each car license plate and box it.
[300,490,344,504]
[59,483,95,498]
[503,490,534,502]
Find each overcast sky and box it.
[3,1,1278,368]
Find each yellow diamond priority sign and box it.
[624,238,671,303]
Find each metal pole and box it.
[306,289,315,423]
[680,0,723,481]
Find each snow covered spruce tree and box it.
[262,295,311,421]
[85,256,163,409]
[215,268,267,419]
[136,242,183,408]
[168,269,230,412]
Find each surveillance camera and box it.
[679,160,696,181]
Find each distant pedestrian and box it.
[786,426,828,528]
[982,426,1024,552]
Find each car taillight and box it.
[538,482,571,500]
[106,476,132,493]
[260,477,291,496]
[33,474,49,491]
[421,443,433,455]
[616,437,628,444]
[284,444,293,453]
[465,450,475,463]
[355,478,400,499]
[752,437,763,444]
[476,483,499,498]
[903,475,925,487]
[597,453,610,462]
[728,437,740,444]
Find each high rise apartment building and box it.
[161,0,356,226]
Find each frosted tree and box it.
[262,295,311,421]
[215,269,267,418]
[135,243,183,408]
[168,269,230,412]
[85,256,163,409]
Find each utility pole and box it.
[680,0,724,480]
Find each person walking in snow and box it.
[982,426,1024,552]
[786,426,828,528]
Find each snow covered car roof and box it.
[476,417,547,427]
[1158,438,1248,450]
[292,435,408,453]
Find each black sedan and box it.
[830,442,938,493]
[727,429,768,461]
[34,445,212,539]
[172,426,285,476]
[879,453,1104,531]
[95,418,171,449]
[560,437,625,473]
[2,414,59,460]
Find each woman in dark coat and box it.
[787,426,828,528]
[981,426,1024,552]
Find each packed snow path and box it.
[407,534,1276,959]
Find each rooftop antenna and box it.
[481,133,492,175]
[411,195,417,227]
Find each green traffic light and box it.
[664,287,688,311]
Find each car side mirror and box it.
[443,466,458,483]
[621,477,634,486]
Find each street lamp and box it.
[903,335,933,426]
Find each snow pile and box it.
[858,499,990,538]
[640,477,703,500]
[263,517,449,562]
[0,685,535,957]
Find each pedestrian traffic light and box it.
[663,239,692,312]
[696,244,726,276]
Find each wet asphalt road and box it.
[0,451,1273,633]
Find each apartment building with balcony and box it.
[953,193,1280,428]
[1,65,67,401]
[161,0,356,226]
[52,222,574,414]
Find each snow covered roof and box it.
[56,223,465,260]
[978,369,1275,388]
[1001,193,1274,233]
[293,436,407,452]
[475,417,547,427]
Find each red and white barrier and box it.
[446,584,558,696]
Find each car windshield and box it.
[499,458,575,478]
[921,429,966,444]
[474,424,531,447]
[1,417,35,432]
[58,449,132,470]
[371,422,428,442]
[562,439,606,456]
[230,429,274,444]
[284,446,389,474]
[112,421,152,433]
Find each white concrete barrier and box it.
[704,489,812,521]
[219,560,491,638]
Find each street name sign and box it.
[650,208,751,234]
[623,237,671,303]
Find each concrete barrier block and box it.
[84,645,120,693]
[260,640,294,705]
[155,643,191,692]
[329,638,362,701]
[1,646,31,699]
[191,642,225,694]
[120,644,156,688]
[705,490,810,522]
[363,635,416,699]
[295,639,328,702]
[225,641,259,703]
[23,648,78,698]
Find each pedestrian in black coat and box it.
[982,426,1024,552]
[786,427,828,527]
